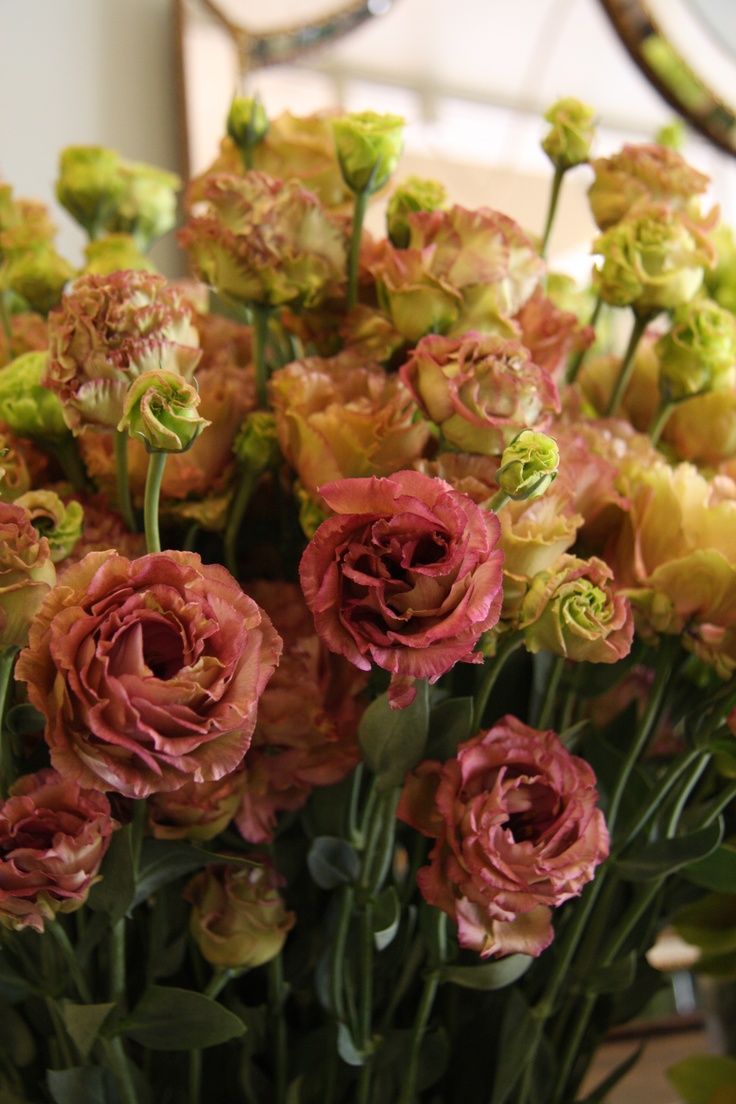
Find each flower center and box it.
[140,619,185,680]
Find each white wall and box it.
[0,0,184,273]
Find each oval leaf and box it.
[684,842,736,894]
[117,985,245,1050]
[86,825,135,922]
[426,697,474,761]
[358,683,429,791]
[613,819,723,882]
[439,954,532,991]
[307,837,360,889]
[62,1001,115,1060]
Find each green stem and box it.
[330,885,355,1023]
[0,291,12,347]
[397,910,447,1104]
[110,918,127,1008]
[648,397,675,446]
[356,903,375,1104]
[698,779,736,827]
[663,755,711,836]
[540,165,566,259]
[489,489,511,513]
[613,748,707,855]
[47,435,91,492]
[143,450,167,553]
[564,294,603,384]
[268,954,288,1104]
[536,655,565,730]
[252,304,271,409]
[605,311,652,417]
[0,646,19,799]
[189,969,235,1104]
[114,429,137,532]
[472,633,524,732]
[347,190,370,310]
[223,465,259,578]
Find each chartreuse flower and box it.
[14,490,84,564]
[332,111,404,195]
[495,430,559,502]
[541,97,596,171]
[118,368,210,454]
[386,176,447,247]
[108,160,181,252]
[227,97,269,170]
[56,146,127,239]
[656,298,736,400]
[0,351,67,441]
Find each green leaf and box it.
[337,1022,367,1067]
[684,842,736,893]
[426,697,474,761]
[3,702,45,738]
[0,1001,34,1066]
[614,819,723,881]
[86,824,135,922]
[582,951,636,995]
[358,682,429,791]
[438,954,533,991]
[46,1067,112,1104]
[491,989,542,1104]
[307,837,360,889]
[579,1043,644,1102]
[0,952,34,1002]
[668,1055,736,1104]
[62,1001,115,1060]
[372,886,400,951]
[117,985,245,1050]
[133,839,219,907]
[674,893,736,956]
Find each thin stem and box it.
[605,311,652,417]
[356,902,375,1104]
[252,304,271,408]
[268,954,288,1104]
[648,397,675,446]
[114,429,137,532]
[143,450,167,553]
[489,490,511,513]
[347,190,370,310]
[189,969,235,1104]
[536,655,565,730]
[0,646,19,799]
[663,755,711,837]
[540,165,565,259]
[396,910,447,1104]
[564,294,603,384]
[47,435,91,493]
[330,885,355,1022]
[613,748,706,855]
[223,466,259,578]
[110,918,127,1008]
[698,779,736,827]
[0,291,12,347]
[472,634,524,733]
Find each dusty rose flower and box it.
[147,767,248,841]
[178,172,346,310]
[412,452,500,507]
[397,715,609,958]
[520,553,634,664]
[13,490,84,564]
[0,768,117,933]
[513,287,594,384]
[588,143,711,230]
[299,470,505,707]
[592,203,715,315]
[184,861,295,969]
[370,205,544,342]
[16,550,282,797]
[400,331,560,456]
[269,352,430,506]
[44,270,201,435]
[0,502,56,649]
[234,581,366,844]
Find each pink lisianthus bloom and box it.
[43,270,201,435]
[0,501,56,649]
[512,287,594,385]
[146,767,248,842]
[233,581,367,844]
[399,331,560,456]
[269,352,430,507]
[0,768,117,933]
[16,551,282,798]
[587,143,712,231]
[299,470,505,708]
[397,716,609,958]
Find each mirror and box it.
[599,0,736,156]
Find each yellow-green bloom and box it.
[656,298,736,399]
[118,368,210,453]
[386,176,447,247]
[233,411,280,470]
[109,160,181,251]
[0,243,75,314]
[332,111,404,194]
[495,430,559,501]
[56,146,126,238]
[227,97,269,157]
[0,351,67,440]
[83,233,156,275]
[14,490,84,564]
[541,97,596,171]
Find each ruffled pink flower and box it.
[234,581,367,843]
[0,768,117,932]
[398,716,609,958]
[0,501,56,649]
[299,470,505,707]
[16,551,282,798]
[147,767,248,841]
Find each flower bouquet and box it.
[0,96,735,1104]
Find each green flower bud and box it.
[332,111,404,194]
[14,490,84,563]
[1,244,75,313]
[541,98,596,171]
[386,176,447,247]
[0,352,68,441]
[495,430,559,501]
[227,97,269,159]
[655,119,686,151]
[56,146,127,238]
[656,298,736,399]
[118,368,210,453]
[83,233,156,276]
[109,161,181,252]
[233,411,280,470]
